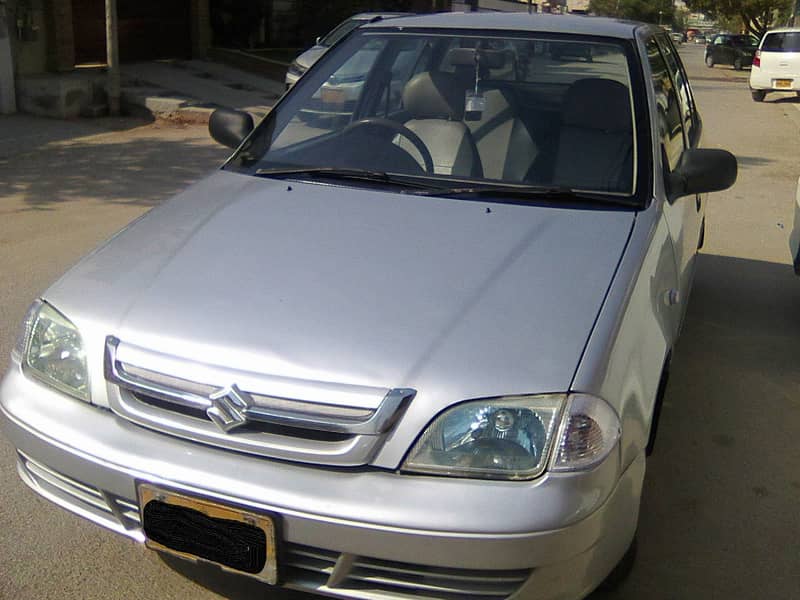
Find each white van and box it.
[750,28,800,101]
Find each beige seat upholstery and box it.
[447,48,538,182]
[465,87,538,182]
[395,72,482,178]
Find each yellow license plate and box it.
[775,79,793,88]
[138,484,278,584]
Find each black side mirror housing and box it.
[209,108,254,149]
[668,148,737,201]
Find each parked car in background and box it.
[694,34,707,44]
[1,13,737,600]
[671,31,685,44]
[750,28,800,101]
[284,12,409,88]
[705,33,759,70]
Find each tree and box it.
[683,0,793,38]
[590,0,676,25]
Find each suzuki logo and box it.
[207,384,253,432]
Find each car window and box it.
[646,37,685,171]
[376,40,429,113]
[656,34,698,147]
[762,32,800,52]
[274,38,388,147]
[234,31,640,197]
[713,36,725,46]
[730,35,757,47]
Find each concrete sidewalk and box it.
[121,59,287,122]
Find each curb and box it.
[121,89,267,124]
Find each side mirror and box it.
[209,108,254,149]
[668,148,737,200]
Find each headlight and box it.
[15,300,90,402]
[287,62,307,78]
[402,394,619,481]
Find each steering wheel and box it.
[342,118,435,175]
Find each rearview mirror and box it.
[668,148,737,200]
[208,108,254,149]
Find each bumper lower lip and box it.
[1,368,644,599]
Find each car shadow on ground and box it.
[735,155,774,168]
[592,253,800,598]
[769,95,800,104]
[159,553,310,599]
[154,253,800,599]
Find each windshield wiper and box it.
[254,167,444,191]
[411,185,639,207]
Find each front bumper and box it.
[1,367,644,600]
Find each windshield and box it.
[229,31,641,198]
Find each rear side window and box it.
[646,38,685,171]
[762,32,800,52]
[656,35,698,147]
[730,35,757,46]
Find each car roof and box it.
[362,12,645,39]
[351,12,412,21]
[763,27,800,33]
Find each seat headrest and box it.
[562,79,632,132]
[445,47,508,70]
[402,72,465,120]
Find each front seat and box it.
[395,72,482,178]
[464,85,538,182]
[445,48,538,182]
[551,78,634,193]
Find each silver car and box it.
[1,13,736,600]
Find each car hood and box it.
[47,171,634,410]
[295,46,326,70]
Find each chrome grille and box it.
[16,452,143,540]
[104,336,414,466]
[283,543,531,599]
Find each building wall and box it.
[192,0,212,58]
[267,0,452,47]
[6,0,49,75]
[51,0,75,71]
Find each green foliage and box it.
[683,0,793,37]
[590,0,676,25]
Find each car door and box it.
[647,35,704,323]
[721,35,734,64]
[708,35,719,63]
[710,35,725,64]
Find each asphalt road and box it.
[1,44,800,600]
